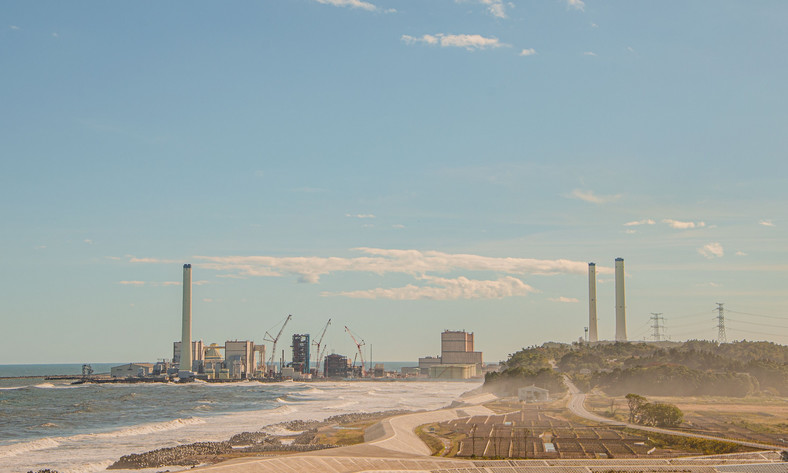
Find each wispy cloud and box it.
[392,224,405,229]
[51,32,58,38]
[569,189,621,204]
[129,257,181,264]
[346,213,375,219]
[402,34,508,51]
[735,251,747,256]
[138,248,610,284]
[520,48,537,56]
[325,275,536,300]
[314,0,377,11]
[567,0,585,11]
[10,25,20,30]
[549,296,579,303]
[583,51,597,56]
[696,282,721,288]
[663,219,705,229]
[83,239,94,245]
[118,280,146,286]
[456,0,509,19]
[698,242,724,259]
[759,219,775,227]
[624,219,655,227]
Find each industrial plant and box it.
[106,257,632,382]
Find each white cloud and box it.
[83,239,94,245]
[549,296,579,303]
[179,247,605,283]
[119,280,146,286]
[402,33,508,51]
[159,281,181,286]
[567,0,585,11]
[759,219,775,227]
[325,276,537,300]
[392,224,405,229]
[624,219,655,227]
[456,0,508,19]
[129,257,180,264]
[314,0,377,11]
[51,32,58,38]
[590,23,598,28]
[735,251,747,256]
[696,282,721,288]
[519,48,537,56]
[627,46,635,53]
[698,242,724,259]
[10,25,20,30]
[35,245,47,250]
[583,51,597,56]
[663,219,706,229]
[569,189,621,204]
[625,229,637,235]
[203,298,214,303]
[346,213,375,219]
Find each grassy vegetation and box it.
[415,423,446,456]
[633,430,754,455]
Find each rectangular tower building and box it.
[588,262,598,343]
[180,264,193,372]
[291,334,310,374]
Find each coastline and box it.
[6,379,482,473]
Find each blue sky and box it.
[1,0,786,364]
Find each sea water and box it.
[0,364,479,473]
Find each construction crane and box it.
[313,318,331,376]
[264,314,292,376]
[344,325,366,377]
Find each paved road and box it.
[563,376,784,451]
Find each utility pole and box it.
[649,313,665,341]
[716,303,727,344]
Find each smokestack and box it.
[615,257,627,342]
[180,264,193,371]
[588,263,598,343]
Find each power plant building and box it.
[225,340,255,379]
[111,363,154,378]
[418,330,483,378]
[291,334,310,374]
[324,353,351,378]
[173,341,204,370]
[441,330,482,375]
[180,264,193,373]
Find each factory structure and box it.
[108,257,632,382]
[417,330,484,379]
[586,257,628,343]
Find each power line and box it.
[726,318,788,330]
[727,309,788,321]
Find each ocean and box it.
[0,364,479,473]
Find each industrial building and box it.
[324,353,351,378]
[418,330,483,379]
[291,334,310,374]
[172,341,204,370]
[111,363,154,378]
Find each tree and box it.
[640,402,683,427]
[625,393,648,423]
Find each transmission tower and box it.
[649,313,665,341]
[715,302,727,344]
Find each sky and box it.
[1,0,787,365]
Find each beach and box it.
[0,376,480,473]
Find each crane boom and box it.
[264,314,292,375]
[313,318,331,375]
[344,325,366,377]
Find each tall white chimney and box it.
[588,263,598,343]
[615,257,627,342]
[180,264,193,371]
